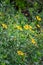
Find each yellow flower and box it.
[2,24,7,29]
[37,24,40,28]
[31,38,36,44]
[24,24,32,30]
[31,38,38,47]
[24,24,29,30]
[36,16,41,21]
[17,51,24,56]
[16,26,23,31]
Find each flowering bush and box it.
[0,1,43,65]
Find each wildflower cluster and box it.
[0,1,43,65]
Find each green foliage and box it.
[0,0,10,4]
[0,1,43,65]
[15,0,27,9]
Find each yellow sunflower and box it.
[36,16,41,21]
[24,24,32,30]
[16,26,23,31]
[17,50,24,56]
[2,23,7,29]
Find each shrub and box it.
[0,1,43,65]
